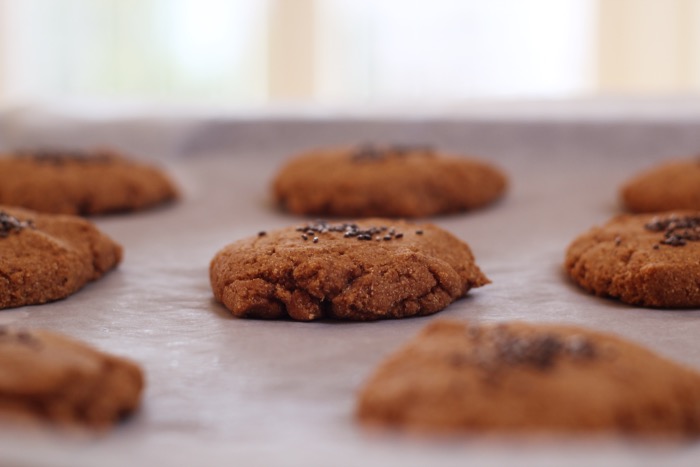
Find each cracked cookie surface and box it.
[209,219,489,321]
[272,145,507,218]
[0,326,144,428]
[0,148,178,215]
[0,206,122,309]
[565,212,700,307]
[357,320,700,435]
[621,158,700,213]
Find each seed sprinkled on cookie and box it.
[16,148,116,165]
[0,210,34,238]
[295,220,406,242]
[210,219,489,321]
[350,143,435,162]
[644,214,700,246]
[357,320,700,435]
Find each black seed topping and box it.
[415,229,424,235]
[295,220,412,243]
[467,325,597,372]
[0,211,34,238]
[645,214,700,247]
[15,148,116,165]
[0,328,41,349]
[257,231,267,237]
[350,143,435,162]
[313,236,319,243]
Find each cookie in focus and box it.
[210,219,489,321]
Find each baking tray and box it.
[2,105,700,466]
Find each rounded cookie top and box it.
[621,158,700,213]
[210,219,489,321]
[0,206,122,309]
[0,148,178,215]
[272,145,507,218]
[357,320,700,435]
[0,326,144,428]
[565,212,700,308]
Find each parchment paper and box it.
[1,100,700,466]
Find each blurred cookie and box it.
[0,206,122,309]
[272,145,507,218]
[0,148,178,215]
[357,320,700,435]
[565,212,700,307]
[621,158,700,212]
[210,219,489,321]
[0,326,143,428]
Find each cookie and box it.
[0,206,122,309]
[272,144,507,218]
[0,326,143,428]
[0,148,178,215]
[621,158,700,213]
[565,212,700,307]
[357,320,700,435]
[210,219,489,321]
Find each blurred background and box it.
[0,0,699,106]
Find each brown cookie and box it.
[210,219,489,321]
[0,206,122,309]
[0,326,144,428]
[565,212,700,307]
[357,320,700,436]
[272,145,507,218]
[621,158,700,213]
[0,148,178,215]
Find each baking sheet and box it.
[2,105,700,466]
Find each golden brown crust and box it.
[357,320,700,435]
[0,148,178,215]
[565,212,700,307]
[621,159,700,213]
[0,206,122,309]
[0,326,144,428]
[210,219,489,321]
[272,145,507,218]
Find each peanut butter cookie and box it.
[0,326,144,428]
[272,145,507,218]
[565,212,700,307]
[210,219,489,321]
[0,148,178,215]
[357,320,700,435]
[0,206,122,309]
